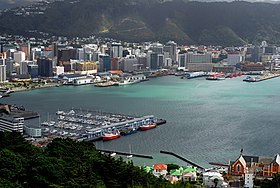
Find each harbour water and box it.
[2,75,280,167]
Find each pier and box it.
[97,149,153,159]
[243,73,280,82]
[160,150,204,170]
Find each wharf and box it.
[243,73,280,82]
[97,149,153,159]
[160,150,204,170]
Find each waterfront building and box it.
[240,63,265,71]
[0,115,24,134]
[213,64,236,73]
[54,66,64,76]
[150,52,159,70]
[23,126,42,137]
[185,52,213,72]
[37,57,53,77]
[14,51,26,63]
[76,61,97,74]
[27,64,38,78]
[120,55,139,72]
[178,53,186,68]
[73,77,93,85]
[99,54,110,72]
[62,74,87,83]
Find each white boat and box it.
[117,79,140,86]
[127,144,133,158]
[110,152,117,157]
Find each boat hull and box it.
[139,125,156,131]
[102,133,121,141]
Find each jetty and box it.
[160,150,204,170]
[243,73,280,82]
[97,149,153,159]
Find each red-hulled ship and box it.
[139,124,156,131]
[102,131,121,141]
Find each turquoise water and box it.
[2,76,280,167]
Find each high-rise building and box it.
[37,58,53,77]
[99,54,110,72]
[120,55,138,72]
[151,43,163,54]
[178,53,186,67]
[111,43,123,58]
[20,43,31,61]
[20,61,29,75]
[150,53,159,70]
[166,41,177,63]
[5,58,14,77]
[111,58,120,70]
[27,64,38,78]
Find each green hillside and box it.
[1,0,280,46]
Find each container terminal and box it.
[41,108,166,141]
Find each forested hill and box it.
[1,0,280,46]
[0,131,176,187]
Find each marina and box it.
[41,108,165,142]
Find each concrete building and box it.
[27,64,38,78]
[227,52,245,66]
[0,115,24,134]
[37,58,53,77]
[185,52,213,72]
[24,126,42,137]
[54,66,65,76]
[111,43,123,58]
[76,61,97,74]
[120,55,139,72]
[99,54,110,72]
[150,43,163,54]
[14,51,26,63]
[0,64,6,82]
[165,41,177,63]
[244,169,254,188]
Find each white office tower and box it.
[77,48,85,61]
[14,51,26,63]
[166,41,177,63]
[0,115,24,134]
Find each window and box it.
[237,164,241,172]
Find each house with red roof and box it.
[152,164,168,177]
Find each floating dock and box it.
[160,150,204,170]
[97,149,153,159]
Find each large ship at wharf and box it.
[41,108,166,142]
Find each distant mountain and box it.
[1,0,280,46]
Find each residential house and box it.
[153,164,168,177]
